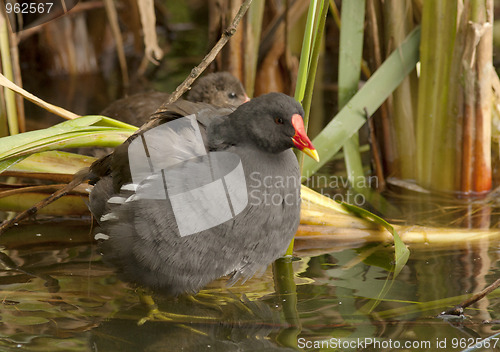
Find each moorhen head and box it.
[89,92,318,296]
[208,92,317,159]
[186,72,250,107]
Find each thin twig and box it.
[441,277,500,316]
[154,0,253,113]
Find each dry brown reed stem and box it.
[451,5,467,192]
[258,0,309,64]
[6,20,25,132]
[104,0,129,90]
[365,0,388,189]
[253,0,308,96]
[226,0,245,79]
[460,1,493,195]
[461,16,480,193]
[472,0,492,193]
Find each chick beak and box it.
[291,114,320,162]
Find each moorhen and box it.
[101,72,249,126]
[79,72,249,158]
[88,92,319,296]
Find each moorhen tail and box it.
[89,92,319,296]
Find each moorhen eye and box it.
[228,92,237,99]
[274,117,284,125]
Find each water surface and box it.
[1,219,499,351]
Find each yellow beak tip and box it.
[303,148,320,162]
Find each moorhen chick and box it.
[101,72,249,126]
[79,72,249,158]
[88,92,319,296]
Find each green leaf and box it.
[302,26,421,176]
[339,202,410,277]
[0,155,26,173]
[287,0,325,257]
[6,151,95,174]
[0,116,137,169]
[0,116,100,155]
[294,0,320,102]
[2,312,50,326]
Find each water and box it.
[1,219,499,351]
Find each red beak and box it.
[291,114,319,162]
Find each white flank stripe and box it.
[107,196,126,204]
[94,233,110,240]
[121,183,138,192]
[100,213,118,222]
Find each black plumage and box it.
[88,92,318,296]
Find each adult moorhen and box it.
[88,92,319,296]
